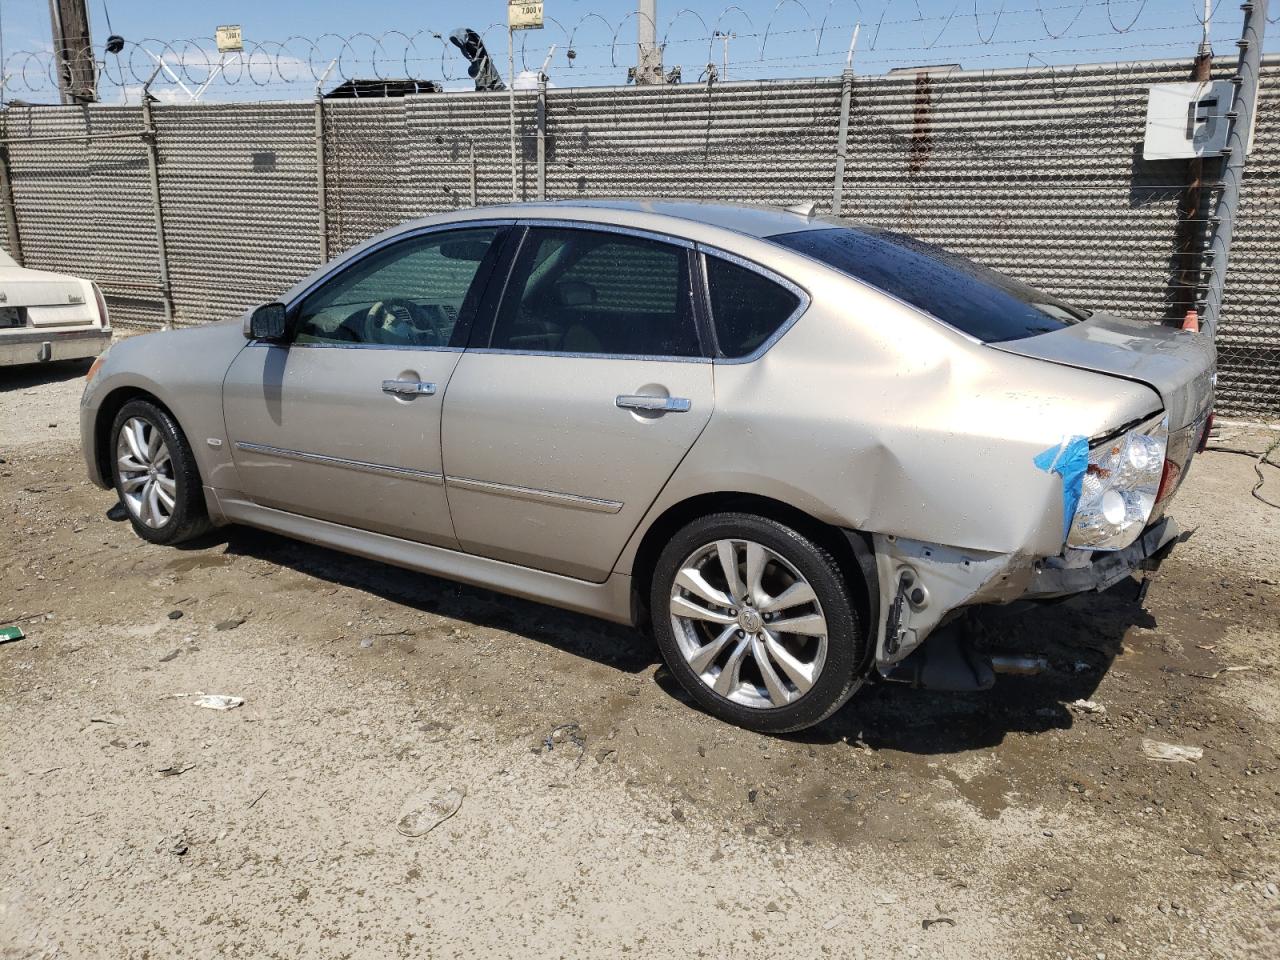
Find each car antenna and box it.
[786,201,819,218]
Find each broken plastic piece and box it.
[192,694,244,710]
[1141,739,1202,763]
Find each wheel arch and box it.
[627,491,879,648]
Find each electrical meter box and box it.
[1143,80,1235,160]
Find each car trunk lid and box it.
[0,265,96,328]
[990,312,1215,430]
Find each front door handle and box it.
[382,379,436,397]
[615,394,692,413]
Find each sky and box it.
[0,0,1270,102]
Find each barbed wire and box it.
[0,0,1248,102]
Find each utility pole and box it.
[1200,0,1268,337]
[636,0,664,85]
[714,31,734,81]
[48,0,97,104]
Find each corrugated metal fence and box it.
[1,58,1277,416]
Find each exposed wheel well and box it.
[629,492,878,643]
[93,388,181,486]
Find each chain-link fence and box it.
[0,56,1277,416]
[1217,63,1280,417]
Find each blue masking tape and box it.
[1034,436,1090,538]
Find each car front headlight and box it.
[1067,417,1168,551]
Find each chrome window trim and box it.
[246,342,465,353]
[465,347,711,364]
[233,441,444,485]
[696,244,812,365]
[446,475,624,514]
[513,217,697,248]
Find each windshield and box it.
[769,226,1089,343]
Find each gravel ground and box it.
[2,359,1278,960]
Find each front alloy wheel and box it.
[109,398,210,546]
[651,512,867,734]
[116,416,177,528]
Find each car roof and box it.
[283,200,834,307]
[409,199,823,244]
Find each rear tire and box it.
[650,512,868,734]
[110,399,211,546]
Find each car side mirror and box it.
[245,302,287,341]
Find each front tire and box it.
[110,399,210,545]
[650,512,868,734]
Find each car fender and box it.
[81,320,247,493]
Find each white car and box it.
[0,249,111,367]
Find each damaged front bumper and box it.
[871,515,1182,672]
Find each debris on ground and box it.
[1070,698,1106,715]
[192,694,244,711]
[158,648,181,663]
[395,784,466,838]
[156,836,188,856]
[215,617,246,632]
[155,760,196,777]
[1141,739,1203,764]
[923,917,956,930]
[539,722,586,766]
[167,610,183,620]
[0,626,24,644]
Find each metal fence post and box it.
[831,25,860,217]
[1201,0,1268,337]
[536,73,548,201]
[0,147,25,266]
[314,92,329,263]
[140,79,175,328]
[832,68,854,216]
[469,141,478,207]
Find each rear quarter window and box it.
[770,227,1088,343]
[704,255,801,358]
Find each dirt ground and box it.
[1,359,1278,960]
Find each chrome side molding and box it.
[446,475,624,514]
[233,441,444,485]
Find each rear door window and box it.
[488,227,701,357]
[704,255,801,358]
[770,227,1088,343]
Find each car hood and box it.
[990,312,1215,430]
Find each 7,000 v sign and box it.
[508,1,544,30]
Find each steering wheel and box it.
[363,297,445,345]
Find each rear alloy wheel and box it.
[651,513,867,734]
[110,399,210,545]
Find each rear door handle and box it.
[615,394,692,413]
[382,379,436,397]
